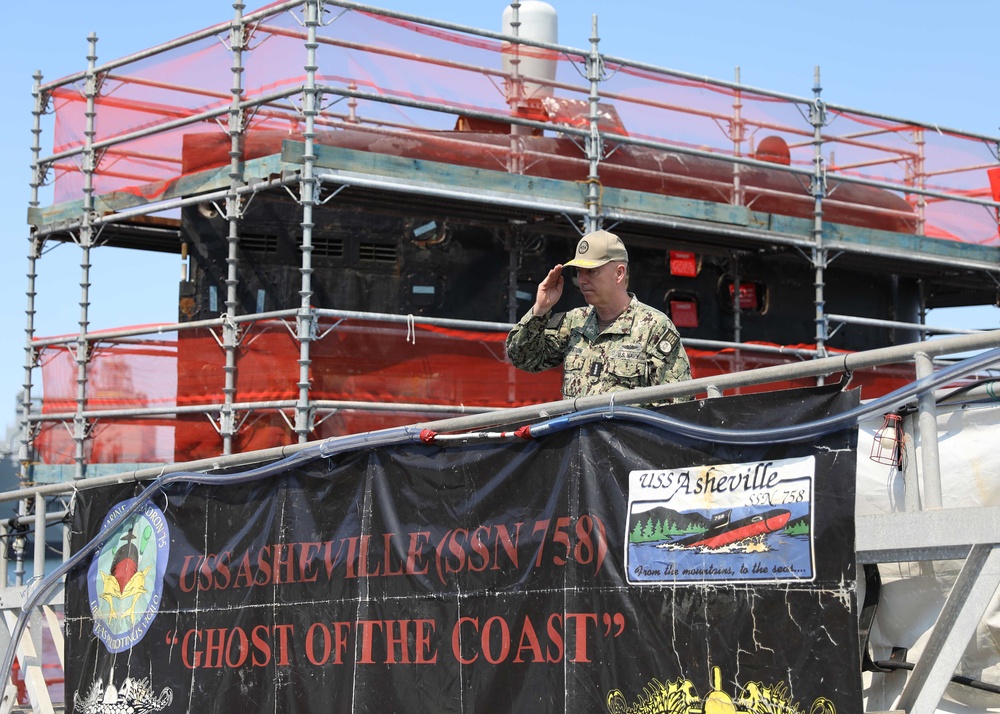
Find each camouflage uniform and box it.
[506,295,692,402]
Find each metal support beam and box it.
[896,544,1000,714]
[856,507,1000,563]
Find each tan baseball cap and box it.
[563,230,629,269]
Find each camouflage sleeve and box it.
[505,310,569,373]
[647,319,693,401]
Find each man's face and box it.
[575,261,625,308]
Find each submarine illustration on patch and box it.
[673,508,791,549]
[110,523,141,592]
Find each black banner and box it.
[66,386,860,713]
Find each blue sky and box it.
[1,0,998,432]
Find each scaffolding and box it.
[18,0,1000,486]
[7,4,1000,710]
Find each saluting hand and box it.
[532,264,564,317]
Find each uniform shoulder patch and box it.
[546,311,566,330]
[656,330,679,356]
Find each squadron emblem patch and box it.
[87,497,170,653]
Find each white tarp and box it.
[857,403,1000,712]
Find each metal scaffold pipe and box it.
[731,67,744,208]
[20,71,45,487]
[74,33,100,481]
[221,2,247,455]
[505,1,524,173]
[810,67,828,368]
[584,13,602,234]
[296,0,321,443]
[913,126,927,235]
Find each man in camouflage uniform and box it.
[506,230,692,402]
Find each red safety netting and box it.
[40,3,998,244]
[35,320,562,465]
[32,321,915,466]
